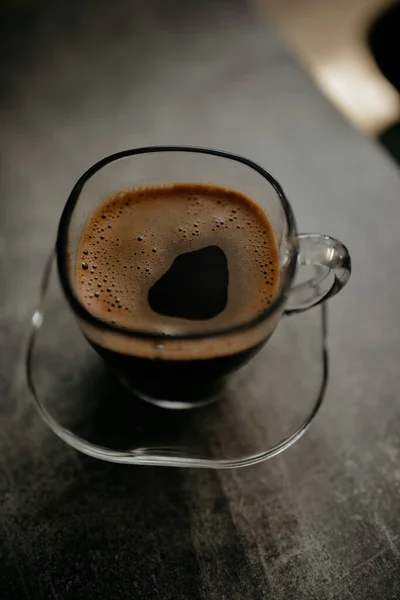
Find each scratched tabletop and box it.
[1,1,400,598]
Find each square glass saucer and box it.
[26,255,328,468]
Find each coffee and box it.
[75,184,280,403]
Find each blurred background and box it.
[2,0,400,153]
[260,0,400,136]
[262,0,400,161]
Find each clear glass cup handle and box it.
[284,234,351,315]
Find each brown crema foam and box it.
[75,184,280,359]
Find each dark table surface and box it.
[2,0,400,598]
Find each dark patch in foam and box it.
[148,246,228,320]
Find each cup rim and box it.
[56,145,298,342]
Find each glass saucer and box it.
[26,254,328,469]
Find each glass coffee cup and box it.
[57,147,351,408]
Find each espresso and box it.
[75,184,280,403]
